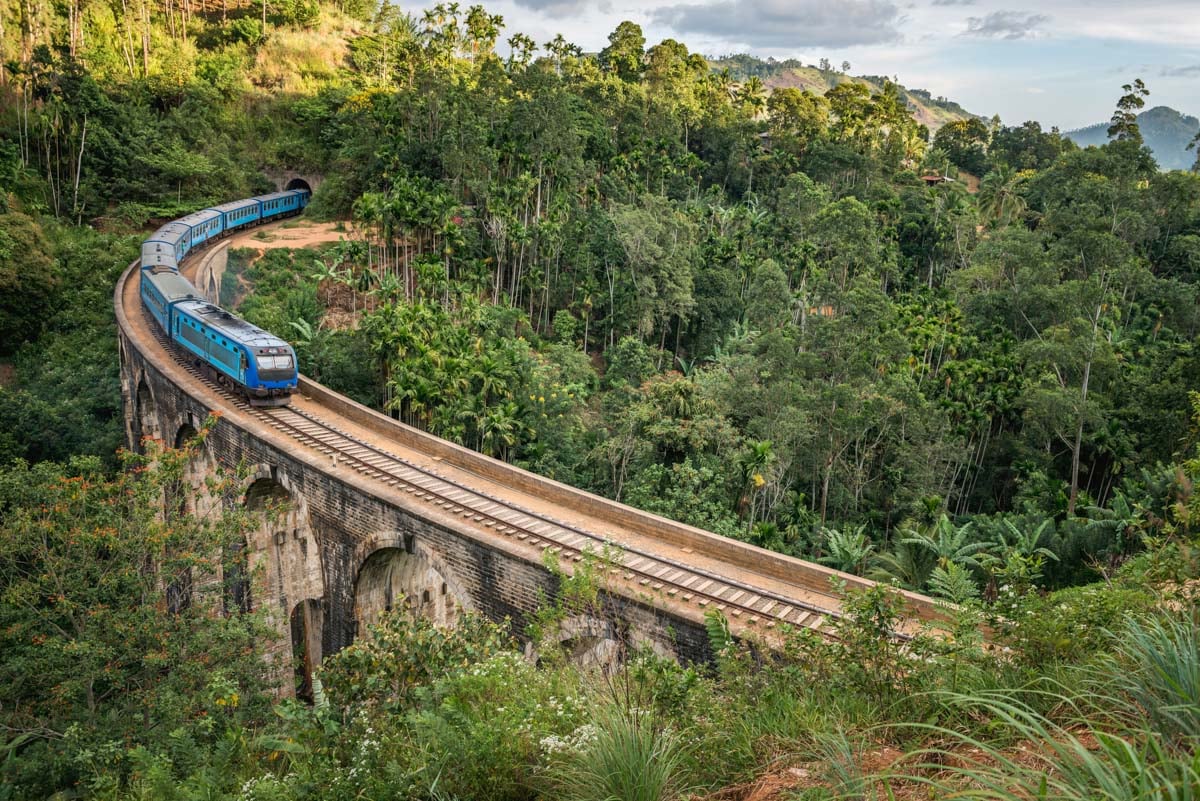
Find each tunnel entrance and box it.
[285,178,312,195]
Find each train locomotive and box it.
[138,188,310,406]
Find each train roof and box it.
[207,198,259,214]
[177,208,222,228]
[146,222,190,245]
[174,300,290,349]
[255,190,303,202]
[143,269,200,302]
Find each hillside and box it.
[1066,105,1199,170]
[713,54,978,131]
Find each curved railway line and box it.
[119,225,947,646]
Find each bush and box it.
[1004,583,1156,668]
[228,17,264,45]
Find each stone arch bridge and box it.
[116,232,944,696]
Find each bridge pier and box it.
[241,466,327,698]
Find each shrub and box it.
[1003,583,1156,668]
[882,690,1200,800]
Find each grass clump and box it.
[542,704,689,801]
[1101,614,1200,748]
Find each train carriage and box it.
[140,268,200,331]
[141,222,191,270]
[177,208,223,249]
[256,190,307,220]
[207,198,261,232]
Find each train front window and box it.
[259,355,293,370]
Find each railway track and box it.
[148,320,871,640]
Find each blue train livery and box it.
[209,198,261,231]
[142,222,191,270]
[140,268,200,331]
[257,190,306,219]
[172,300,298,404]
[137,187,310,406]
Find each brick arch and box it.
[132,377,161,453]
[169,417,219,516]
[543,614,624,672]
[353,535,472,634]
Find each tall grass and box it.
[544,704,689,801]
[883,690,1200,800]
[1101,614,1200,748]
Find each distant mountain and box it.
[1065,106,1199,171]
[710,54,979,132]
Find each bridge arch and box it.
[289,599,323,702]
[132,378,161,453]
[554,614,622,671]
[239,466,326,694]
[353,537,469,634]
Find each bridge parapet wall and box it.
[116,262,709,679]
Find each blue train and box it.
[139,188,310,406]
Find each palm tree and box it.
[987,518,1057,563]
[977,517,1058,597]
[736,440,774,526]
[1083,491,1144,556]
[737,76,767,118]
[371,273,405,304]
[479,401,521,460]
[710,67,737,104]
[868,540,937,591]
[921,147,952,178]
[977,165,1027,228]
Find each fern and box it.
[704,607,733,656]
[929,562,980,604]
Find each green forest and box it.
[2,0,1200,798]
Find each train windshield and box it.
[259,355,293,370]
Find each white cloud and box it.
[650,0,903,49]
[962,10,1050,39]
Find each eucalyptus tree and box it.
[1107,78,1149,142]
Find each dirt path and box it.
[232,220,355,252]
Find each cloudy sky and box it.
[440,0,1199,129]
